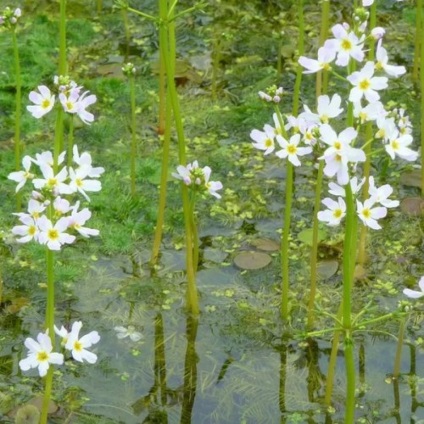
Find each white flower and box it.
[34,151,66,168]
[347,62,388,103]
[302,94,343,124]
[67,202,99,238]
[68,167,102,201]
[368,177,399,208]
[114,326,143,342]
[353,100,387,124]
[403,276,424,299]
[73,145,104,178]
[318,197,346,226]
[275,134,312,166]
[65,321,100,364]
[298,46,336,73]
[203,167,223,198]
[371,27,385,40]
[8,156,34,192]
[362,0,374,6]
[27,86,55,119]
[328,177,365,197]
[385,130,418,161]
[328,24,365,67]
[375,40,406,78]
[356,199,387,230]
[53,197,71,215]
[74,91,97,125]
[19,332,64,377]
[33,165,73,195]
[250,126,277,155]
[37,216,76,250]
[12,215,39,243]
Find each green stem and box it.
[324,303,343,406]
[307,159,324,329]
[40,367,54,424]
[420,0,424,195]
[158,23,166,135]
[97,0,102,13]
[189,194,199,274]
[128,7,157,22]
[67,115,74,168]
[211,32,220,101]
[151,94,172,265]
[281,161,293,321]
[129,74,137,196]
[291,0,304,116]
[357,123,373,265]
[393,318,407,378]
[12,29,22,211]
[315,0,330,97]
[59,0,67,75]
[413,0,423,83]
[159,0,199,315]
[53,108,64,174]
[344,336,356,424]
[342,183,357,424]
[122,9,131,61]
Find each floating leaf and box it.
[317,260,338,280]
[203,248,229,263]
[400,197,424,216]
[233,251,272,270]
[298,228,327,246]
[400,170,421,188]
[251,238,280,252]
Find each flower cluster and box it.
[0,6,21,29]
[8,145,104,250]
[19,322,100,377]
[258,85,284,103]
[27,75,97,124]
[173,161,223,199]
[318,176,398,229]
[122,62,136,77]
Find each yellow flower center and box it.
[362,208,371,219]
[287,145,297,155]
[334,141,341,150]
[359,79,371,91]
[41,99,51,109]
[37,351,49,362]
[321,114,329,124]
[341,38,352,51]
[264,139,273,148]
[73,341,83,352]
[66,101,74,111]
[47,229,59,240]
[47,178,57,187]
[333,209,343,219]
[375,61,383,71]
[391,140,399,150]
[28,225,37,236]
[75,178,84,187]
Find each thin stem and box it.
[344,336,356,424]
[342,182,357,424]
[40,367,54,424]
[420,0,424,195]
[97,0,102,13]
[59,0,67,75]
[151,97,172,265]
[122,9,131,61]
[129,74,137,196]
[291,0,304,116]
[316,0,330,97]
[190,194,199,273]
[413,0,423,83]
[12,29,22,211]
[307,159,325,329]
[128,7,157,22]
[281,161,293,321]
[159,0,199,315]
[53,108,64,174]
[67,115,74,168]
[393,318,407,378]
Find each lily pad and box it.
[233,251,272,270]
[400,197,424,216]
[400,170,421,188]
[298,228,327,246]
[317,260,338,280]
[251,238,280,252]
[203,248,229,263]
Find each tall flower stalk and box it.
[123,63,138,196]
